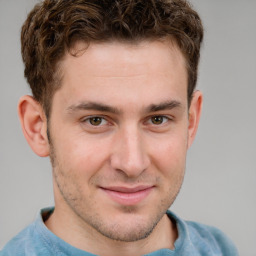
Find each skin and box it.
[18,40,202,256]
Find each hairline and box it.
[45,37,192,119]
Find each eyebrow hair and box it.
[146,100,182,112]
[66,99,182,115]
[66,102,121,114]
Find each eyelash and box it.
[81,115,172,128]
[146,115,171,125]
[81,116,109,127]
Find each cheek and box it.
[149,130,188,171]
[148,135,187,197]
[156,141,187,194]
[53,133,111,178]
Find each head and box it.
[18,0,204,251]
[21,0,203,118]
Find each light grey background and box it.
[0,0,255,255]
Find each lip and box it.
[100,185,154,206]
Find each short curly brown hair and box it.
[21,0,203,117]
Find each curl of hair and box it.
[21,0,203,116]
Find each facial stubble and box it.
[47,128,184,243]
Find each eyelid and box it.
[81,115,110,126]
[80,114,174,129]
[145,115,173,125]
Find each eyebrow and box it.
[66,102,121,114]
[66,100,182,115]
[146,100,182,113]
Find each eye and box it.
[149,116,169,125]
[89,117,103,126]
[83,116,108,126]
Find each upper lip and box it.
[100,185,154,193]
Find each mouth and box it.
[99,185,154,206]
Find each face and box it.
[48,40,193,242]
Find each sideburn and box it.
[46,118,56,168]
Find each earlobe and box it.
[18,95,50,157]
[187,90,203,149]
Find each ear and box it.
[187,90,203,149]
[18,95,50,157]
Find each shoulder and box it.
[1,223,35,255]
[0,208,54,256]
[186,220,239,255]
[167,211,239,255]
[0,223,51,256]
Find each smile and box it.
[100,185,154,206]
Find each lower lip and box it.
[101,187,153,206]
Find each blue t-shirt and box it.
[0,207,239,256]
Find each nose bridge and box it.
[110,124,149,177]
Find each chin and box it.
[87,208,166,242]
[97,221,157,242]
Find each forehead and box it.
[54,40,188,109]
[63,39,186,77]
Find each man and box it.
[1,0,238,255]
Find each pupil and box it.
[152,116,163,124]
[90,117,102,125]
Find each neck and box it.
[45,206,177,256]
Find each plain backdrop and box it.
[0,0,255,255]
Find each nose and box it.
[110,126,150,178]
